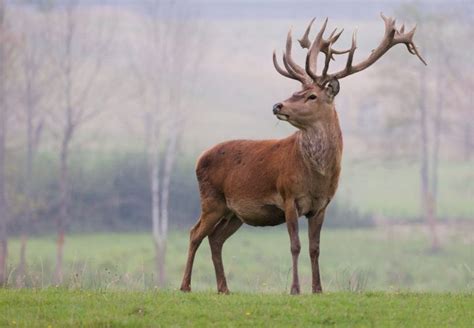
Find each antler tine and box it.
[285,29,312,83]
[273,50,300,81]
[322,28,351,60]
[321,29,356,84]
[329,28,344,43]
[298,17,315,49]
[283,53,307,84]
[305,17,328,81]
[346,29,358,69]
[399,23,405,34]
[380,12,396,37]
[320,40,333,83]
[319,28,347,84]
[328,28,337,40]
[394,25,427,65]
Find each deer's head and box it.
[272,14,426,129]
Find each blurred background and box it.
[0,0,472,292]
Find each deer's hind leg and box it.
[180,198,227,292]
[208,214,242,294]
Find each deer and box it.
[180,14,426,295]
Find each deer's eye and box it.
[307,94,317,101]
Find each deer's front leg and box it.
[285,200,301,295]
[308,210,325,293]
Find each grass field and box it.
[1,290,472,327]
[3,227,473,327]
[6,226,473,292]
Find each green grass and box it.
[3,228,472,326]
[6,227,473,292]
[0,290,472,327]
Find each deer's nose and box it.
[273,103,283,114]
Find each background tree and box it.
[129,0,204,287]
[47,0,113,284]
[0,0,8,287]
[370,4,472,250]
[0,0,19,286]
[13,3,52,287]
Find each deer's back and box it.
[195,135,307,226]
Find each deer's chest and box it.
[294,192,330,218]
[293,166,340,217]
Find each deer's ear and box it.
[325,79,340,99]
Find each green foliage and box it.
[0,290,472,327]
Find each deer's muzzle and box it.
[273,103,283,114]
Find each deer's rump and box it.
[195,138,296,226]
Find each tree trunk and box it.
[431,39,447,210]
[0,239,6,287]
[0,116,6,287]
[150,153,162,285]
[55,16,73,283]
[54,135,70,285]
[15,234,27,288]
[18,87,35,289]
[0,90,6,287]
[0,0,8,287]
[54,228,65,285]
[0,127,6,285]
[419,67,440,251]
[464,123,472,161]
[154,129,178,288]
[429,50,444,246]
[147,120,165,287]
[154,237,166,287]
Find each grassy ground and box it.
[6,227,473,292]
[0,290,472,327]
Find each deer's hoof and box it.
[218,289,230,295]
[290,285,300,295]
[180,285,191,293]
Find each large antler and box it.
[321,13,427,84]
[273,29,313,85]
[273,18,346,86]
[273,14,427,87]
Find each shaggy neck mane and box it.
[297,110,342,176]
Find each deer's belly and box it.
[227,198,286,227]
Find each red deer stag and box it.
[180,14,426,294]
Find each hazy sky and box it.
[56,0,472,20]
